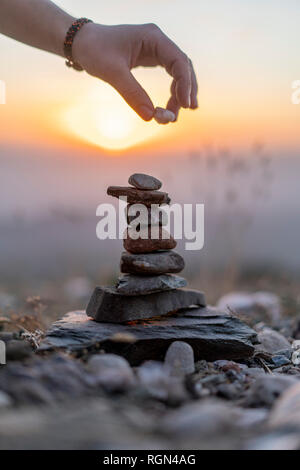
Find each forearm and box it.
[0,0,75,57]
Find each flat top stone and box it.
[107,187,170,206]
[128,174,162,191]
[39,307,257,365]
[116,274,187,296]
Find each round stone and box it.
[128,173,162,191]
[165,341,195,377]
[154,107,176,124]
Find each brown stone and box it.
[128,173,162,190]
[107,186,170,206]
[123,226,176,253]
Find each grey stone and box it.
[270,355,291,368]
[116,274,187,296]
[244,367,266,379]
[243,375,298,408]
[276,349,293,360]
[0,332,16,343]
[0,391,12,408]
[247,432,300,451]
[256,328,291,354]
[216,383,242,400]
[194,382,211,398]
[136,360,188,404]
[0,397,165,450]
[86,286,206,323]
[88,354,136,393]
[0,354,99,406]
[136,361,168,400]
[164,341,195,376]
[154,107,176,124]
[40,308,257,365]
[128,173,162,190]
[200,374,227,387]
[235,408,268,429]
[88,353,130,372]
[137,361,173,401]
[268,382,300,429]
[120,251,185,275]
[161,399,266,438]
[6,340,32,361]
[107,186,170,206]
[217,291,281,327]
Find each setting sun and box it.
[61,85,161,151]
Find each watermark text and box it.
[96,198,204,251]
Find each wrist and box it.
[54,14,76,57]
[71,21,98,69]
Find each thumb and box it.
[111,70,155,121]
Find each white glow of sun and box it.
[61,84,162,151]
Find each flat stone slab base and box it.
[39,308,257,365]
[86,287,206,323]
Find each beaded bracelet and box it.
[64,18,93,71]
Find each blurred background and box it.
[1,0,300,327]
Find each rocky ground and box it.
[1,291,300,450]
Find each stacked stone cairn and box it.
[87,173,206,323]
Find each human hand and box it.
[72,23,198,122]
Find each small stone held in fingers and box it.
[154,107,176,124]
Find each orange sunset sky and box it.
[0,0,300,155]
[1,0,300,280]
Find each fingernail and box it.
[138,105,154,121]
[182,96,191,109]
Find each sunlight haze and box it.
[1,0,300,153]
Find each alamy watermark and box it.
[0,80,6,104]
[96,198,204,251]
[291,80,300,104]
[0,340,6,365]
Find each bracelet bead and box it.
[63,17,93,71]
